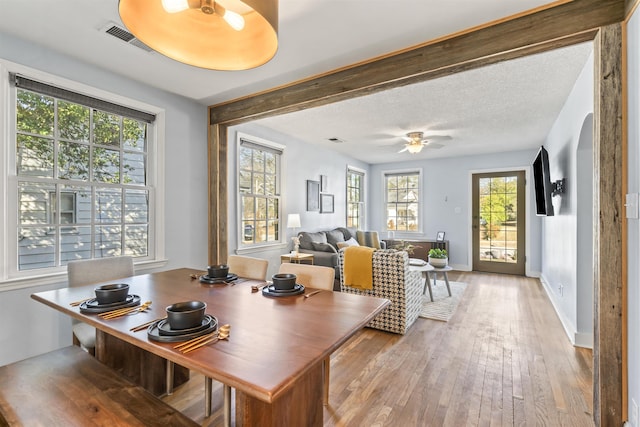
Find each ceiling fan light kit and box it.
[118,0,278,70]
[405,143,424,154]
[397,131,449,154]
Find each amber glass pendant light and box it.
[119,0,278,70]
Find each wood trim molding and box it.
[208,1,626,425]
[593,23,624,427]
[626,0,640,18]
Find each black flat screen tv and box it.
[532,146,554,216]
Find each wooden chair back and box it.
[67,256,134,287]
[277,263,334,291]
[227,255,269,281]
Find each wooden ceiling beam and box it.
[209,0,624,125]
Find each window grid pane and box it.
[385,172,419,231]
[15,88,150,270]
[346,169,365,229]
[239,140,281,245]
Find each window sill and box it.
[236,243,288,255]
[0,258,169,292]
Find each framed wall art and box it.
[307,180,320,211]
[320,175,328,192]
[320,193,334,213]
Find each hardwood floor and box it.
[163,271,594,426]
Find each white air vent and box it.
[101,22,154,53]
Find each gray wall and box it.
[627,7,640,427]
[368,150,542,274]
[539,51,594,348]
[0,32,209,366]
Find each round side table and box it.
[409,261,436,301]
[429,265,453,299]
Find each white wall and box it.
[368,150,542,273]
[539,51,594,348]
[0,32,209,366]
[627,6,640,427]
[226,122,369,279]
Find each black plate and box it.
[262,284,305,297]
[147,315,218,343]
[85,294,135,309]
[199,273,238,284]
[80,295,141,314]
[157,315,214,336]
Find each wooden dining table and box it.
[31,268,390,426]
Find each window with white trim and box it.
[346,167,365,229]
[3,70,160,278]
[385,170,420,232]
[237,135,282,247]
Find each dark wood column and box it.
[208,123,228,264]
[593,23,624,427]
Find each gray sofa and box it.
[297,227,385,284]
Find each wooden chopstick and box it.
[173,332,217,350]
[303,290,322,299]
[180,336,220,354]
[100,301,151,319]
[69,297,94,307]
[129,317,165,332]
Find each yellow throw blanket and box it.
[343,246,376,289]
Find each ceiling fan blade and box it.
[425,142,444,149]
[423,135,452,141]
[398,146,409,153]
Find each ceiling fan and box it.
[398,131,450,153]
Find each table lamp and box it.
[287,213,301,255]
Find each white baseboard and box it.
[449,263,471,271]
[574,332,593,349]
[539,274,594,349]
[539,274,578,346]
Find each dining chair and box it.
[204,254,269,424]
[227,254,269,280]
[67,256,134,355]
[277,263,335,405]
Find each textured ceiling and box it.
[251,42,593,163]
[0,0,592,164]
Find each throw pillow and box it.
[326,229,346,249]
[299,231,327,250]
[337,237,360,249]
[356,230,382,249]
[311,242,337,253]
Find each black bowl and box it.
[207,264,229,279]
[166,301,207,330]
[272,273,297,290]
[94,283,129,305]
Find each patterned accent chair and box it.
[339,249,423,335]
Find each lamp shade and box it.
[118,0,279,70]
[287,214,301,228]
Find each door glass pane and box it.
[478,174,519,264]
